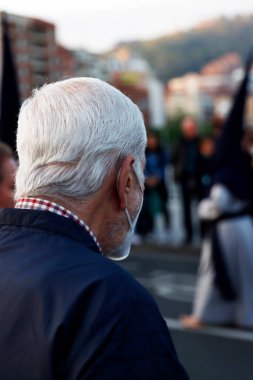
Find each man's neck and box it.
[34,178,116,253]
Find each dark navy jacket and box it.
[0,208,188,380]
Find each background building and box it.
[0,12,112,102]
[165,52,253,126]
[109,50,166,128]
[0,12,59,101]
[72,49,109,81]
[165,73,213,121]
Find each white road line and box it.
[165,317,253,342]
[155,291,193,303]
[137,273,196,303]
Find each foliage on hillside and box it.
[111,15,253,83]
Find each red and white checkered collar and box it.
[15,197,102,253]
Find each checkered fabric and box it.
[15,197,102,253]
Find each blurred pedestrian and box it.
[197,136,215,237]
[0,78,189,379]
[136,130,170,242]
[211,114,223,140]
[172,117,200,243]
[197,136,215,201]
[180,53,253,329]
[0,141,16,207]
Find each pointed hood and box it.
[213,51,253,201]
[0,12,20,152]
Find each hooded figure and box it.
[212,50,253,203]
[180,51,253,329]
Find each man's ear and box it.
[117,155,135,211]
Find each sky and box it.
[1,0,253,53]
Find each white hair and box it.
[15,77,147,200]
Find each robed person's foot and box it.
[179,315,204,329]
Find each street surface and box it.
[119,244,253,380]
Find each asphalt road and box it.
[119,243,253,380]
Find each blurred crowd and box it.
[134,116,253,247]
[134,56,253,330]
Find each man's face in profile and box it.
[0,158,16,208]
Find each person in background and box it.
[136,130,170,242]
[197,136,215,202]
[172,117,200,244]
[0,78,189,379]
[0,141,16,207]
[180,53,253,330]
[196,136,215,238]
[211,114,223,141]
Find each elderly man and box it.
[0,78,188,379]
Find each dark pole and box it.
[0,12,20,152]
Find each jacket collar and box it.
[0,208,101,255]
